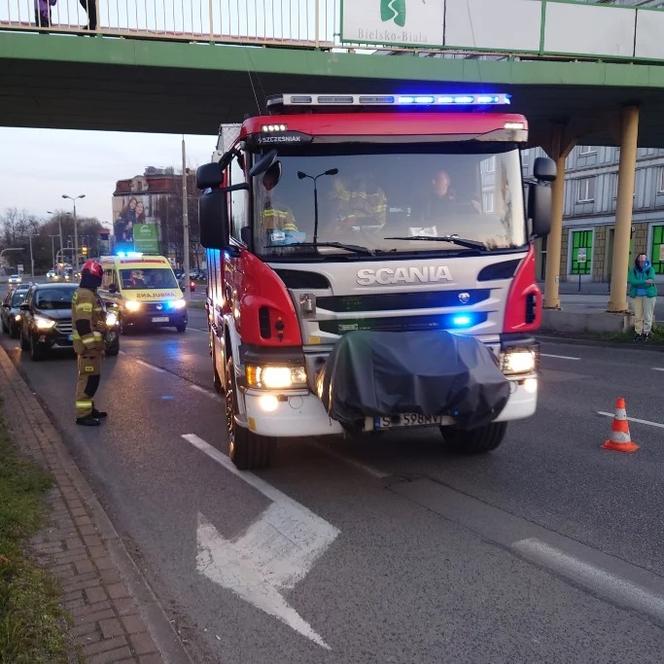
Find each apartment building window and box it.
[658,167,664,193]
[482,191,495,213]
[579,145,596,155]
[577,177,595,202]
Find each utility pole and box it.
[182,137,190,301]
[28,234,36,277]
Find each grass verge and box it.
[0,413,72,664]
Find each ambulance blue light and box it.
[451,314,473,328]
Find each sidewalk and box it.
[0,348,190,664]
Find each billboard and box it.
[341,0,444,47]
[113,194,160,254]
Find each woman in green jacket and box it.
[628,253,657,341]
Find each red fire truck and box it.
[197,93,555,469]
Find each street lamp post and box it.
[296,168,339,245]
[48,234,59,268]
[27,234,37,278]
[62,194,85,272]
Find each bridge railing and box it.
[0,0,338,47]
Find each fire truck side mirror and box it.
[528,183,552,238]
[197,163,223,190]
[199,189,228,249]
[533,157,556,183]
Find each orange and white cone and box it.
[602,397,639,453]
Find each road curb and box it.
[537,333,664,353]
[0,345,194,664]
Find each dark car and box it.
[19,283,119,361]
[1,287,29,338]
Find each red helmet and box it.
[81,259,103,279]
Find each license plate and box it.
[372,413,453,430]
[151,316,169,323]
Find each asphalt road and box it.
[2,304,664,664]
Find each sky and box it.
[0,128,217,226]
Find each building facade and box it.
[524,146,664,284]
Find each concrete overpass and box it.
[4,0,664,314]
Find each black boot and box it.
[76,414,101,426]
[92,406,107,418]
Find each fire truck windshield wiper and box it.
[266,241,375,255]
[384,235,486,250]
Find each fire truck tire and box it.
[440,421,507,454]
[225,355,275,470]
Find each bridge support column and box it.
[607,105,639,313]
[543,125,575,310]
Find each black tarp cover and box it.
[317,330,511,431]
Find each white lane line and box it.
[306,440,390,480]
[187,327,207,334]
[190,384,221,401]
[653,368,664,372]
[135,358,167,374]
[182,434,338,650]
[513,538,664,626]
[541,353,581,361]
[597,411,664,429]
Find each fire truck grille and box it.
[316,289,490,313]
[318,312,488,335]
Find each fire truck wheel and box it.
[440,421,507,454]
[225,355,275,470]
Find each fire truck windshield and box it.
[254,145,526,258]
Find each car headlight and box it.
[34,315,56,330]
[105,311,119,327]
[125,300,141,312]
[245,364,308,390]
[170,298,186,310]
[14,314,21,321]
[502,349,536,375]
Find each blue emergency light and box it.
[268,93,511,109]
[451,314,473,328]
[115,251,144,258]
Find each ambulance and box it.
[98,254,187,332]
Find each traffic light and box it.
[81,246,88,256]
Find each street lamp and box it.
[47,210,64,265]
[297,168,339,246]
[48,234,59,269]
[62,194,85,271]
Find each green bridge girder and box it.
[3,31,664,147]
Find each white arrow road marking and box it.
[182,434,339,650]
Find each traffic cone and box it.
[602,397,639,453]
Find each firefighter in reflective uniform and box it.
[330,173,387,231]
[72,260,107,426]
[259,162,298,242]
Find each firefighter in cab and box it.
[72,259,107,426]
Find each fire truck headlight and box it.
[105,311,119,327]
[125,300,141,312]
[246,364,308,390]
[502,350,536,375]
[258,394,279,412]
[523,377,538,394]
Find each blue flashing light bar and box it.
[115,251,144,258]
[269,93,511,109]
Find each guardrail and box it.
[0,0,337,47]
[3,0,664,63]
